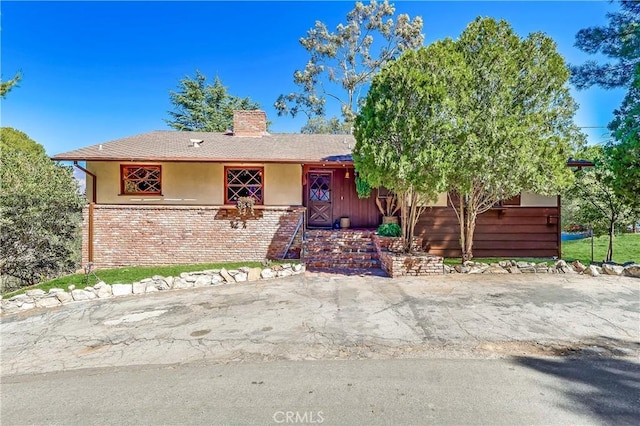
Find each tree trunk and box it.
[459,196,467,262]
[462,199,477,262]
[606,219,614,262]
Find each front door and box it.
[308,172,333,227]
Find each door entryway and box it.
[307,171,333,227]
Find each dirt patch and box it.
[478,340,640,358]
[79,344,111,355]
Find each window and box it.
[225,167,264,204]
[121,165,162,195]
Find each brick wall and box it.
[373,235,444,277]
[82,205,305,268]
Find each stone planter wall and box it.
[373,235,443,277]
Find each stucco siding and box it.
[264,163,302,205]
[86,161,302,206]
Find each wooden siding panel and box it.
[417,206,560,258]
[304,166,379,228]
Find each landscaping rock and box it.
[293,264,303,273]
[261,268,275,279]
[164,276,175,288]
[19,302,36,310]
[56,292,72,303]
[97,284,112,298]
[48,288,65,294]
[220,268,235,283]
[584,265,600,277]
[454,265,470,274]
[247,268,262,281]
[572,260,586,273]
[26,289,46,297]
[234,272,248,282]
[145,286,158,293]
[485,265,509,274]
[602,263,625,276]
[153,279,171,291]
[35,296,61,309]
[172,278,193,289]
[67,285,75,291]
[71,289,95,301]
[623,264,640,278]
[111,284,133,297]
[194,275,211,287]
[132,282,146,294]
[277,269,293,278]
[554,260,568,270]
[211,275,224,285]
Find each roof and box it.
[567,159,596,169]
[52,131,356,164]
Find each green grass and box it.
[443,233,640,266]
[443,257,554,266]
[562,233,640,265]
[3,260,296,299]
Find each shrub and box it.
[377,223,401,237]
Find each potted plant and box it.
[376,190,400,225]
[236,196,255,216]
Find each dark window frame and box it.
[224,166,265,205]
[120,164,162,196]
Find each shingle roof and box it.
[52,131,357,163]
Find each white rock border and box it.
[444,259,640,278]
[1,264,304,315]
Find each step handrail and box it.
[282,212,304,260]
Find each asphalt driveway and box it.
[1,272,638,376]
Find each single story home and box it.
[53,110,568,268]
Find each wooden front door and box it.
[308,171,333,227]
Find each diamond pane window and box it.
[121,165,162,195]
[225,167,264,204]
[309,175,331,201]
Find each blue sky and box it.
[1,1,626,156]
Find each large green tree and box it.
[571,0,639,222]
[354,44,455,252]
[570,0,639,89]
[566,145,634,262]
[355,17,582,261]
[275,0,423,130]
[300,116,352,134]
[166,70,260,132]
[607,65,640,212]
[0,128,84,290]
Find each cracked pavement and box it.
[1,273,639,376]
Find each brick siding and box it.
[373,235,444,277]
[82,205,305,268]
[233,110,267,137]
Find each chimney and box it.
[233,110,268,137]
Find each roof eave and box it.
[51,155,355,165]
